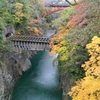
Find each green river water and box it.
[11,51,62,100]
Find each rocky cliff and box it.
[0,51,34,100]
[60,74,74,100]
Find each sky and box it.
[44,0,70,6]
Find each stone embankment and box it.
[0,51,34,100]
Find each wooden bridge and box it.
[8,35,50,52]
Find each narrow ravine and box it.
[11,51,62,100]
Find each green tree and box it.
[52,6,75,28]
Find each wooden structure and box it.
[8,35,50,52]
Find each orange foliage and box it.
[67,2,89,28]
[50,26,68,55]
[28,17,43,36]
[74,2,86,11]
[67,11,88,28]
[78,18,88,27]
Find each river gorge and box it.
[11,51,62,100]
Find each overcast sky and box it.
[45,0,70,6]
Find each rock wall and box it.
[60,74,74,100]
[0,51,34,100]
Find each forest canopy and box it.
[50,0,100,99]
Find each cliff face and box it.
[0,51,33,100]
[60,74,74,100]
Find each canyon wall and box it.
[0,51,34,100]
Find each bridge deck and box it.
[8,35,50,52]
[8,35,50,43]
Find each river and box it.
[11,51,62,100]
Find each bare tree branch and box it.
[65,0,78,6]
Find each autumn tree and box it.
[68,36,100,100]
[50,1,100,99]
[51,0,100,78]
[52,6,75,28]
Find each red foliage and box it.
[67,2,89,28]
[74,2,86,11]
[67,12,88,28]
[78,18,88,27]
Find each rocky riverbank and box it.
[0,51,35,100]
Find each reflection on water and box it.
[11,51,62,100]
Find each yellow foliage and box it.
[68,76,100,100]
[50,26,68,55]
[33,27,39,33]
[15,30,21,34]
[68,36,100,100]
[16,3,23,8]
[92,36,100,44]
[15,3,24,17]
